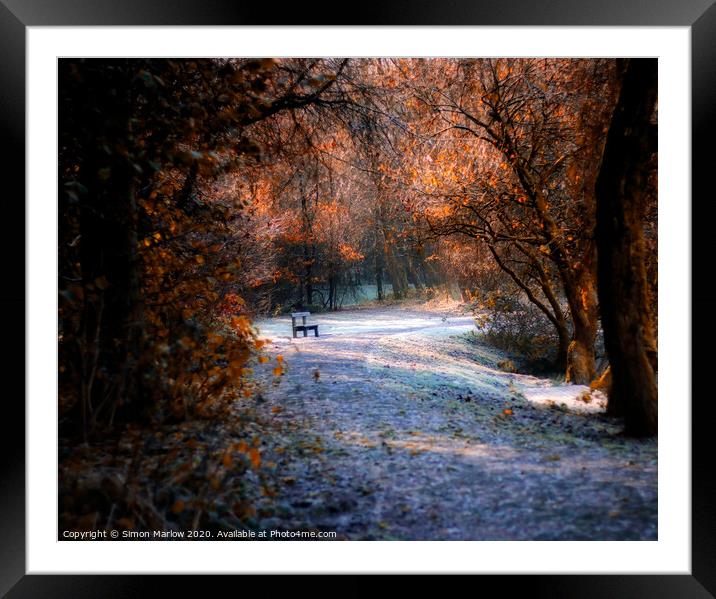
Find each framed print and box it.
[2,0,713,595]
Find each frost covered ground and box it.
[245,303,657,540]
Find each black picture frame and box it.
[2,0,713,595]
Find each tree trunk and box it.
[555,326,570,372]
[384,241,407,299]
[300,194,314,306]
[564,272,599,384]
[566,329,597,384]
[406,253,425,291]
[327,276,333,310]
[373,236,385,301]
[376,267,384,302]
[305,264,313,306]
[517,242,571,371]
[595,58,658,437]
[511,144,600,384]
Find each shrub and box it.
[475,290,560,369]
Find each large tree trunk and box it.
[595,58,658,437]
[564,270,599,384]
[566,328,597,384]
[555,325,570,372]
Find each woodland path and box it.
[247,304,657,540]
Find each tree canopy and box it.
[59,57,657,439]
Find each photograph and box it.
[57,56,659,542]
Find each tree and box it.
[595,58,658,436]
[59,58,349,437]
[398,58,617,380]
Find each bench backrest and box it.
[291,311,310,318]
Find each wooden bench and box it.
[291,311,319,338]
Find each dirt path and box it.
[246,304,657,540]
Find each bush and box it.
[475,290,560,370]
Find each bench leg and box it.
[314,327,319,337]
[293,329,297,338]
[303,328,308,337]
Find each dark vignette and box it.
[1,0,713,596]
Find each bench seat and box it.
[294,324,319,337]
[291,312,319,338]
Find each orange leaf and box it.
[228,359,245,371]
[276,355,284,363]
[233,441,249,453]
[248,448,261,468]
[170,500,185,514]
[272,366,283,376]
[258,356,269,364]
[271,406,282,414]
[222,453,233,468]
[503,408,513,416]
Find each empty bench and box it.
[291,311,319,338]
